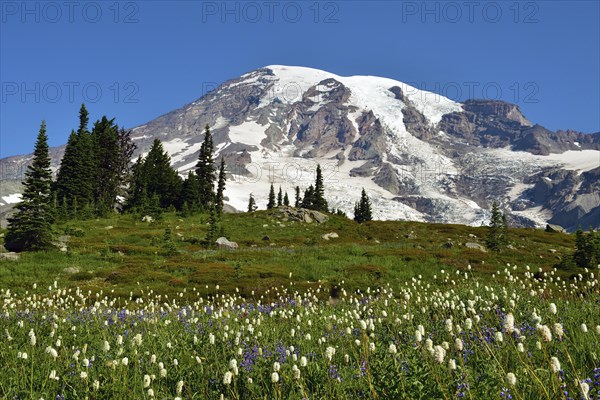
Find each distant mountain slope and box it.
[2,65,599,230]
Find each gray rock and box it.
[545,224,565,233]
[0,252,20,261]
[464,242,487,252]
[322,232,339,240]
[216,237,238,249]
[442,241,454,248]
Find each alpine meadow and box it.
[1,1,599,399]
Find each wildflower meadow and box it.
[1,263,599,399]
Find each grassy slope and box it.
[0,209,575,299]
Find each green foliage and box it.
[301,185,315,209]
[5,121,54,252]
[180,171,201,212]
[247,193,257,212]
[215,157,226,216]
[572,227,600,268]
[196,124,216,209]
[354,188,373,223]
[205,204,218,246]
[267,184,276,210]
[294,186,301,208]
[277,186,283,207]
[313,164,328,212]
[485,201,509,252]
[283,191,290,206]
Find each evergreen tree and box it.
[53,130,79,206]
[294,186,301,208]
[301,185,315,209]
[205,204,218,245]
[277,186,283,207]
[115,127,136,206]
[142,139,182,209]
[215,157,226,216]
[247,193,257,212]
[485,201,508,252]
[180,171,201,212]
[283,191,290,206]
[5,121,54,252]
[573,227,593,268]
[91,116,122,215]
[353,188,373,223]
[267,184,276,210]
[196,124,216,209]
[313,164,328,212]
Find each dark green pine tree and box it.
[294,186,301,208]
[180,171,201,212]
[196,124,216,209]
[91,116,121,215]
[301,185,315,209]
[267,184,276,210]
[140,138,182,209]
[215,157,226,216]
[354,188,373,223]
[277,187,283,207]
[5,121,54,252]
[283,191,290,206]
[124,156,147,213]
[53,130,79,205]
[247,193,257,212]
[485,201,507,252]
[313,164,328,212]
[205,203,218,246]
[573,227,593,268]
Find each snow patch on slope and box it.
[2,194,22,204]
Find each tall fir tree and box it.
[267,184,276,210]
[196,124,216,209]
[353,188,373,223]
[215,157,226,216]
[247,193,257,212]
[294,186,301,208]
[485,201,508,252]
[277,186,283,207]
[313,164,328,212]
[283,191,290,206]
[180,171,201,212]
[91,116,121,214]
[53,130,80,205]
[205,203,218,245]
[301,185,315,209]
[5,121,54,252]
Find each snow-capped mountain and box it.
[1,65,599,230]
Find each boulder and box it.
[442,241,454,248]
[464,242,487,252]
[216,237,238,249]
[322,232,339,240]
[0,252,20,261]
[262,235,270,241]
[545,224,565,233]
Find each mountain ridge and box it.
[1,65,599,230]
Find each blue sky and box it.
[1,0,599,157]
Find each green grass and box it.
[0,209,577,299]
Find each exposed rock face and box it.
[1,66,598,231]
[273,207,329,224]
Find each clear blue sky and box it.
[1,0,599,157]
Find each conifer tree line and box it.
[5,110,228,251]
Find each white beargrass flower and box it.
[143,374,151,388]
[49,370,59,381]
[209,333,215,345]
[495,331,503,343]
[425,338,434,352]
[433,345,446,363]
[554,323,564,339]
[176,380,184,395]
[103,341,110,352]
[415,330,423,342]
[389,343,397,354]
[596,325,600,335]
[464,318,473,330]
[121,357,129,366]
[271,372,279,383]
[581,381,590,399]
[325,346,336,361]
[538,325,552,342]
[455,338,464,351]
[549,303,557,315]
[160,368,167,378]
[29,330,36,347]
[506,372,517,386]
[445,319,453,333]
[504,314,515,333]
[273,361,281,372]
[292,364,301,380]
[223,371,233,385]
[550,357,561,373]
[580,323,588,333]
[147,388,154,397]
[80,371,88,380]
[300,356,308,367]
[46,347,58,359]
[517,343,525,353]
[448,359,457,370]
[93,380,100,391]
